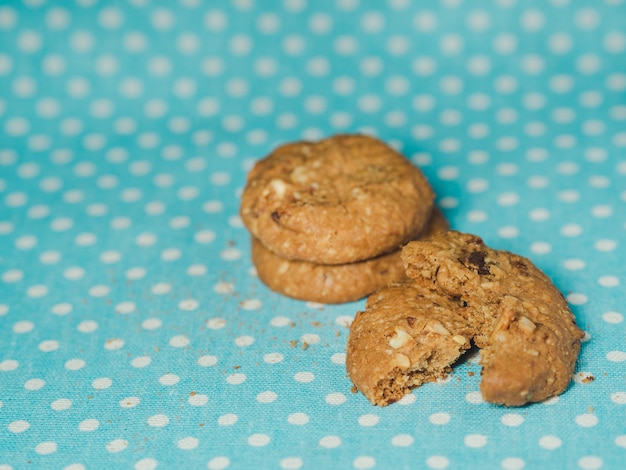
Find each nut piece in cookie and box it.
[240,134,435,264]
[401,231,584,406]
[346,281,473,406]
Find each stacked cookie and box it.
[240,134,441,304]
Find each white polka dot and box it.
[567,293,588,305]
[267,317,291,329]
[176,299,197,311]
[314,435,341,450]
[8,420,30,433]
[217,414,238,426]
[106,439,128,453]
[538,435,562,450]
[104,338,125,350]
[611,392,626,404]
[74,232,97,246]
[135,459,157,470]
[464,434,487,448]
[177,437,199,450]
[88,285,110,298]
[616,435,626,448]
[465,392,484,405]
[220,248,242,261]
[288,412,309,426]
[0,360,18,371]
[501,457,525,470]
[92,377,112,390]
[578,456,603,470]
[131,356,151,368]
[51,398,72,410]
[603,311,623,324]
[564,259,585,271]
[140,318,161,330]
[530,242,551,255]
[607,351,626,362]
[65,359,85,371]
[187,393,209,406]
[35,442,57,455]
[575,413,598,427]
[248,434,270,446]
[280,457,303,470]
[354,456,376,469]
[427,412,450,425]
[126,267,146,280]
[235,335,254,347]
[560,224,583,237]
[39,340,59,352]
[3,269,24,284]
[325,392,346,405]
[467,211,488,223]
[27,285,48,298]
[169,335,190,348]
[501,413,524,426]
[77,321,98,333]
[24,378,45,390]
[330,353,346,365]
[18,29,43,53]
[226,373,246,385]
[147,414,169,427]
[599,276,620,288]
[262,352,283,364]
[426,456,449,469]
[255,391,277,404]
[159,373,180,386]
[591,205,612,217]
[120,396,140,408]
[78,419,99,432]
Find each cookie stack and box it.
[239,134,442,304]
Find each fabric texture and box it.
[1,0,625,468]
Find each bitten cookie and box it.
[402,231,584,406]
[240,134,435,265]
[346,280,473,406]
[251,207,449,304]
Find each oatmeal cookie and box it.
[401,231,584,406]
[251,207,449,304]
[346,280,473,406]
[240,134,434,264]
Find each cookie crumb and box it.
[351,385,358,394]
[468,371,475,377]
[582,374,595,384]
[290,340,298,348]
[302,342,309,351]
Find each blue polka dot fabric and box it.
[1,0,625,468]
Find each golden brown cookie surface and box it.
[252,238,406,304]
[251,207,449,304]
[240,134,434,265]
[401,231,584,406]
[346,280,473,406]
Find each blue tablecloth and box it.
[1,0,625,468]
